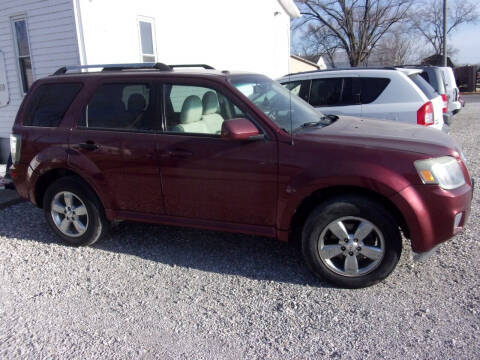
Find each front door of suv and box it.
[69,80,165,214]
[157,80,278,228]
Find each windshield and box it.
[230,75,324,133]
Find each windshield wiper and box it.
[300,121,322,128]
[300,116,332,128]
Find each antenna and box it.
[289,70,294,146]
[288,53,294,146]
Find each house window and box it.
[12,17,33,93]
[138,18,156,62]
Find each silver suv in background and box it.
[278,67,446,131]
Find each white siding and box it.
[0,0,79,139]
[78,0,291,78]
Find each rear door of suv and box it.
[281,76,362,116]
[308,75,362,116]
[69,78,165,215]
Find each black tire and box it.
[43,176,109,246]
[301,195,402,288]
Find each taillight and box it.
[10,134,22,165]
[417,101,434,126]
[441,94,447,113]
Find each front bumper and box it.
[390,181,473,253]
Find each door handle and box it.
[78,141,99,151]
[160,149,193,158]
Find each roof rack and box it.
[396,64,426,68]
[52,63,215,75]
[169,64,215,70]
[281,66,398,78]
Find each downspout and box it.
[73,0,87,65]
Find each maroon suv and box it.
[8,63,473,288]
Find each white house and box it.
[0,0,300,162]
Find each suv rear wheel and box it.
[43,177,108,246]
[302,195,402,288]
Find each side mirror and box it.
[221,118,263,141]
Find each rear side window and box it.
[24,83,82,127]
[409,74,437,100]
[310,78,342,106]
[339,77,361,105]
[419,71,430,83]
[360,78,390,104]
[80,83,155,131]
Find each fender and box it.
[27,145,113,214]
[276,159,414,231]
[27,145,68,204]
[65,147,116,213]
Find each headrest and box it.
[180,95,202,124]
[128,94,146,112]
[202,91,220,115]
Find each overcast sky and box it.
[450,23,480,65]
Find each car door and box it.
[309,76,362,116]
[157,80,278,226]
[69,80,165,214]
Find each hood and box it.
[296,116,459,157]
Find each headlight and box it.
[414,156,465,190]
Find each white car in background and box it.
[440,66,462,115]
[278,67,446,131]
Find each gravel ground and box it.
[0,97,479,359]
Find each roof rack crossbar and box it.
[169,64,215,70]
[52,62,172,75]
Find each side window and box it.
[80,83,155,131]
[339,77,361,106]
[360,77,390,104]
[309,78,342,107]
[24,83,82,127]
[282,80,310,101]
[164,84,247,136]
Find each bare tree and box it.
[410,0,479,55]
[374,29,413,65]
[293,24,342,67]
[293,0,413,67]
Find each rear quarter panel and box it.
[361,72,423,125]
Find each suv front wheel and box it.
[43,177,108,246]
[302,195,402,288]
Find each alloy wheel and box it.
[50,191,89,238]
[318,216,385,277]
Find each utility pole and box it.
[443,0,447,66]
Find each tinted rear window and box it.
[340,77,361,105]
[409,74,437,99]
[24,83,82,127]
[419,71,430,83]
[80,83,155,131]
[310,78,342,106]
[360,77,390,104]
